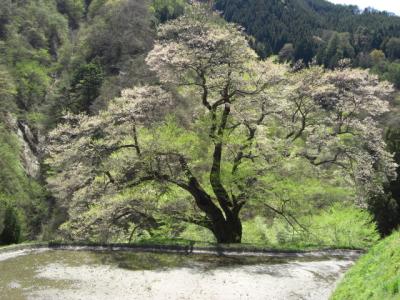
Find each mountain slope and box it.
[0,0,156,243]
[215,0,400,61]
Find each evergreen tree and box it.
[70,62,104,113]
[0,205,21,245]
[385,37,400,60]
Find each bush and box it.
[151,0,186,23]
[306,205,379,248]
[242,216,271,244]
[0,125,48,240]
[0,204,21,245]
[241,205,379,249]
[15,60,50,111]
[179,223,215,243]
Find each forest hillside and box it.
[0,0,399,248]
[216,0,400,87]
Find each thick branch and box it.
[168,212,214,230]
[210,102,234,215]
[200,71,212,111]
[132,120,141,157]
[232,124,256,174]
[150,152,227,223]
[302,150,348,169]
[286,97,308,141]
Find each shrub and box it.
[0,204,21,245]
[241,205,379,249]
[306,204,380,249]
[179,223,215,243]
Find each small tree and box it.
[278,43,295,62]
[370,49,385,66]
[70,62,104,113]
[385,37,400,60]
[47,6,396,243]
[0,205,21,245]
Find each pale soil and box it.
[0,248,354,300]
[31,260,352,300]
[0,248,47,262]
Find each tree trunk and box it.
[211,214,242,243]
[175,154,243,243]
[187,182,242,243]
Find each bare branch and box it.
[263,203,308,232]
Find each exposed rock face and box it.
[4,114,41,179]
[16,121,41,179]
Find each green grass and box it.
[331,231,400,300]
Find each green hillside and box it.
[215,0,400,88]
[332,231,400,300]
[216,0,400,57]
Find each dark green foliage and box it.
[0,0,12,39]
[0,204,21,245]
[84,0,154,69]
[368,126,400,236]
[10,0,69,58]
[368,54,400,89]
[151,0,186,23]
[317,32,355,68]
[385,63,400,88]
[215,0,400,71]
[56,0,85,29]
[70,62,104,112]
[294,38,315,64]
[215,0,400,89]
[324,33,342,67]
[216,0,320,57]
[385,37,400,60]
[2,0,157,125]
[368,194,399,237]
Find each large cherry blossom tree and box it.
[46,6,395,243]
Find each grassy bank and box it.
[331,231,400,300]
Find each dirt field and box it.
[0,248,355,300]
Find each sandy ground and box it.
[26,259,353,300]
[0,248,48,262]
